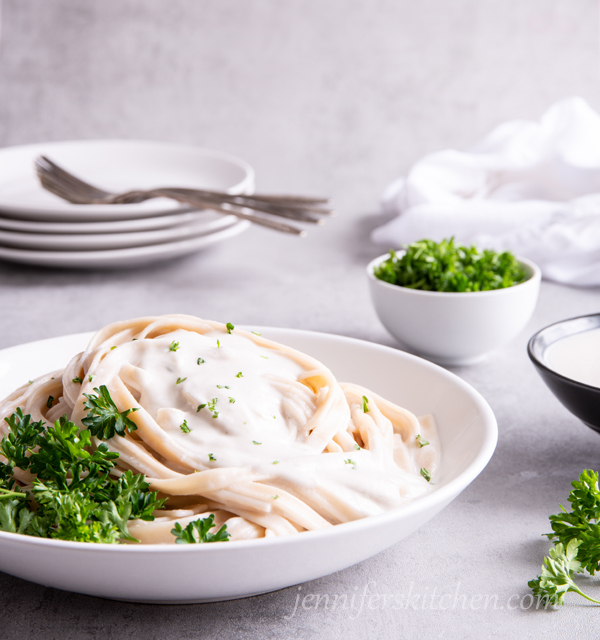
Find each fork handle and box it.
[148,190,307,236]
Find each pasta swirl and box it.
[0,315,439,542]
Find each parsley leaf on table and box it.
[529,469,600,606]
[529,540,600,606]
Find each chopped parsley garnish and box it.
[208,453,216,462]
[0,409,165,543]
[46,396,54,409]
[260,355,268,359]
[416,434,430,447]
[229,397,235,404]
[253,440,262,445]
[362,396,369,413]
[197,357,205,365]
[176,377,187,385]
[28,380,33,385]
[171,514,230,544]
[72,377,83,384]
[251,331,261,336]
[272,460,280,465]
[207,398,219,418]
[373,238,528,292]
[88,375,94,382]
[216,340,221,348]
[196,403,206,412]
[420,467,431,482]
[226,322,234,334]
[110,346,117,351]
[354,443,361,450]
[272,495,279,500]
[82,385,139,440]
[236,372,243,378]
[180,420,190,434]
[169,341,179,352]
[216,385,229,389]
[344,458,356,470]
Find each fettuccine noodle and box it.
[0,315,439,543]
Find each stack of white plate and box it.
[0,140,254,269]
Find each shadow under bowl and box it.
[528,313,600,434]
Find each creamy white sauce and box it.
[90,326,437,516]
[104,329,318,470]
[545,327,600,388]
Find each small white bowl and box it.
[367,253,541,366]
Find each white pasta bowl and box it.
[367,254,541,366]
[0,328,497,603]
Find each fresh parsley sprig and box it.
[171,513,230,544]
[529,469,600,606]
[82,385,139,440]
[0,408,166,543]
[529,540,600,606]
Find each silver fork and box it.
[35,156,334,236]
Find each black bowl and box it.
[528,313,600,434]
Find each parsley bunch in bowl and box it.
[373,238,528,292]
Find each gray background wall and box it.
[0,0,597,212]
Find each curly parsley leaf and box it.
[529,469,600,606]
[547,469,600,576]
[171,514,230,544]
[528,540,600,606]
[0,408,46,472]
[82,385,139,440]
[0,409,166,543]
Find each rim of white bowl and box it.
[367,252,541,298]
[0,327,498,555]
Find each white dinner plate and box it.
[0,215,240,251]
[0,220,250,268]
[0,211,201,235]
[0,328,497,602]
[0,140,254,221]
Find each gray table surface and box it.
[0,215,599,639]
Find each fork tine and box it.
[37,156,112,199]
[37,172,92,205]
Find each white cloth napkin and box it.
[372,97,600,286]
